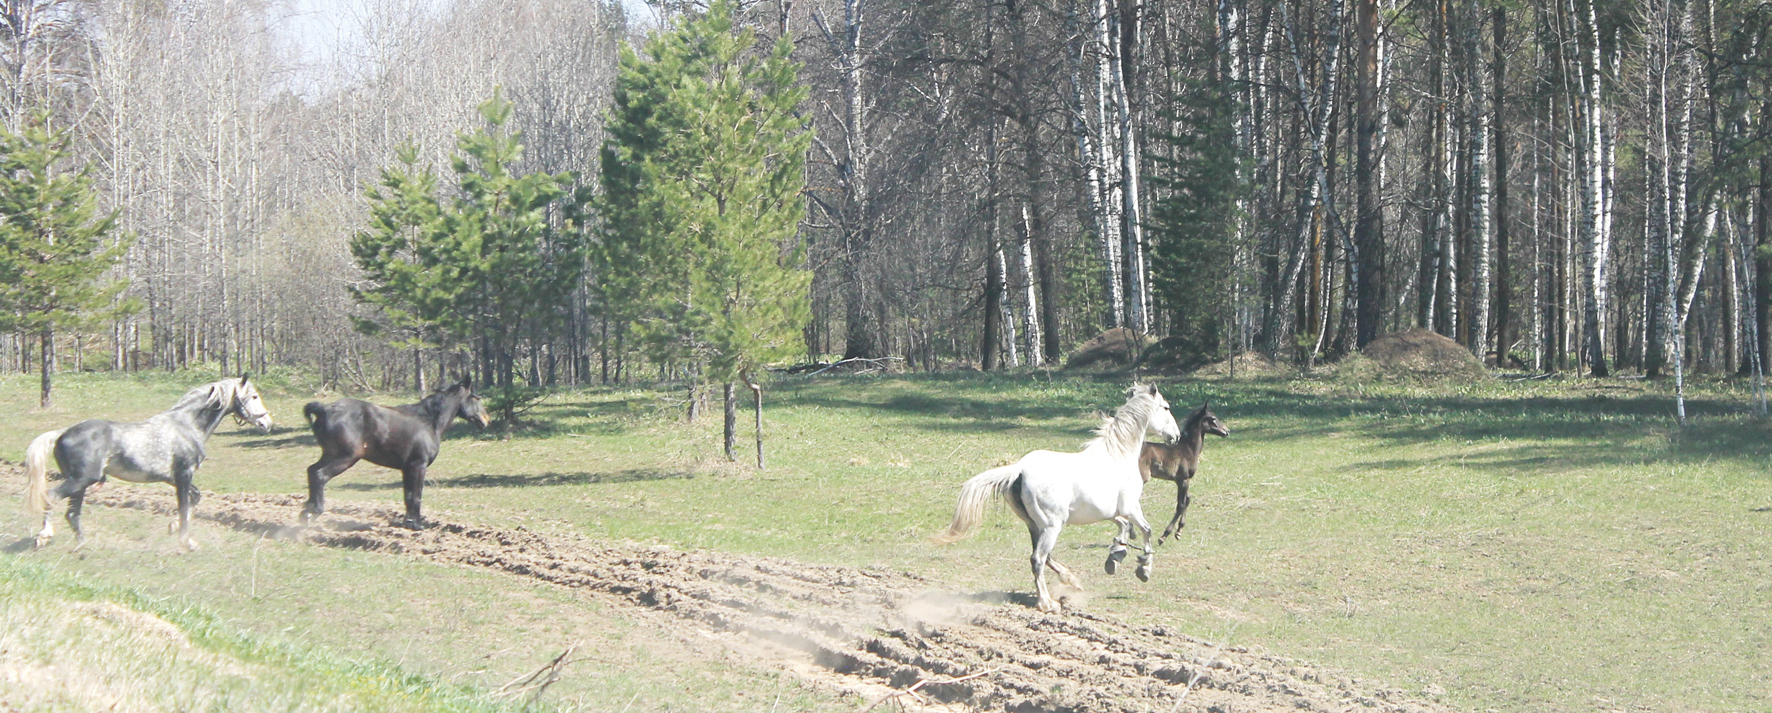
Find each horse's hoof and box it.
[33,535,49,549]
[1136,564,1151,582]
[1105,548,1126,574]
[398,518,425,531]
[182,540,199,552]
[1036,598,1063,614]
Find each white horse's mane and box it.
[173,378,251,414]
[1084,385,1160,461]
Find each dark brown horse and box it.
[300,379,489,529]
[1140,403,1229,544]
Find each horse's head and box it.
[1188,401,1230,439]
[1135,383,1182,443]
[453,377,492,428]
[231,373,273,432]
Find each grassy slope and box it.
[0,554,549,712]
[2,369,1770,712]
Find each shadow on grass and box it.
[333,467,691,491]
[775,373,1772,473]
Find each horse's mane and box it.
[1084,385,1160,461]
[411,383,461,412]
[170,378,248,415]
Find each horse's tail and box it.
[303,402,326,431]
[23,429,65,515]
[933,464,1022,544]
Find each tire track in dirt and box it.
[29,477,1456,713]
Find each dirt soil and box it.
[18,472,1457,713]
[1353,329,1487,379]
[1066,328,1155,371]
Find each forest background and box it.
[0,0,1769,399]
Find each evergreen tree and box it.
[446,91,591,422]
[349,140,455,392]
[0,116,135,408]
[1146,71,1246,371]
[598,0,811,465]
[351,92,590,424]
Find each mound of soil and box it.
[1065,328,1154,371]
[1192,351,1290,379]
[1356,329,1487,378]
[17,472,1457,713]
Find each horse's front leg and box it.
[399,461,427,530]
[1106,517,1133,574]
[1125,505,1156,582]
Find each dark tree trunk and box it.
[1352,0,1383,347]
[722,381,737,462]
[39,327,52,409]
[1757,153,1771,374]
[1491,6,1512,365]
[748,378,764,469]
[982,123,1005,370]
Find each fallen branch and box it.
[805,356,904,377]
[494,643,578,703]
[1167,623,1239,713]
[861,667,999,713]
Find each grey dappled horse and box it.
[23,375,273,551]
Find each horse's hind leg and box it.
[34,510,54,548]
[1028,524,1065,613]
[57,469,103,550]
[302,456,357,524]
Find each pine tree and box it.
[0,116,135,408]
[351,92,590,424]
[1146,72,1246,370]
[598,0,811,466]
[349,140,455,392]
[446,90,591,422]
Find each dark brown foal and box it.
[1139,403,1229,544]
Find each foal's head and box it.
[1184,402,1230,440]
[451,378,492,428]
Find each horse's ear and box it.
[239,372,250,386]
[460,376,472,390]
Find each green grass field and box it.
[1,368,1769,712]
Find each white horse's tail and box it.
[23,429,64,515]
[934,465,1022,544]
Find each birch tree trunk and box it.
[1576,0,1610,376]
[1069,0,1122,329]
[1464,0,1491,359]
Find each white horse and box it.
[937,383,1182,613]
